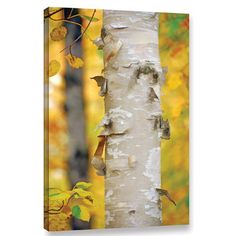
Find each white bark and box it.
[102,10,164,228]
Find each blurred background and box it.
[44,8,189,230]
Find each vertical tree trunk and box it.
[64,9,89,188]
[103,10,163,228]
[64,9,89,230]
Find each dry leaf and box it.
[90,76,107,96]
[91,157,106,176]
[90,76,105,87]
[65,54,84,69]
[94,136,106,156]
[50,26,67,41]
[156,188,176,206]
[160,118,170,140]
[48,60,61,77]
[91,136,107,176]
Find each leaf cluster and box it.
[47,9,98,77]
[46,182,95,222]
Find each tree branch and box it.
[44,200,65,214]
[44,8,64,19]
[61,9,96,54]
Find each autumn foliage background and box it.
[45,8,189,230]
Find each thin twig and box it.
[67,13,82,20]
[62,9,96,54]
[68,8,74,18]
[48,9,96,54]
[49,16,63,21]
[49,17,92,42]
[63,19,93,42]
[45,200,65,214]
[48,12,80,21]
[49,16,82,26]
[44,8,64,19]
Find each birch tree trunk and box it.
[102,10,164,228]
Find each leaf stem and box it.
[45,200,65,214]
[68,8,74,18]
[49,17,92,49]
[48,9,96,55]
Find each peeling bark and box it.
[103,10,164,228]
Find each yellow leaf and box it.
[72,188,94,201]
[79,205,90,222]
[49,191,71,202]
[48,60,61,77]
[65,54,84,68]
[70,197,94,208]
[69,200,92,221]
[50,26,67,41]
[74,182,92,190]
[81,198,94,207]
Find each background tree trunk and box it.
[64,8,89,189]
[64,8,89,230]
[103,10,163,228]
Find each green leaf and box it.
[73,193,80,199]
[48,188,63,197]
[48,192,71,201]
[80,15,99,22]
[72,206,81,219]
[49,193,61,197]
[74,182,92,190]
